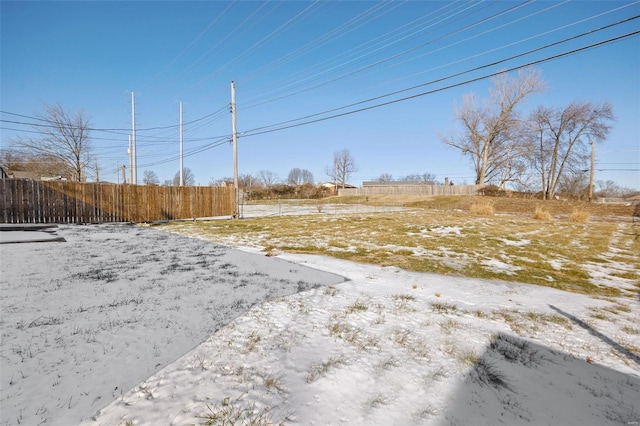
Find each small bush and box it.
[246,183,332,200]
[478,185,508,197]
[570,208,590,223]
[533,205,552,221]
[470,199,495,216]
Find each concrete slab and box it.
[0,231,66,244]
[0,223,59,231]
[0,224,66,243]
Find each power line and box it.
[240,1,636,114]
[240,26,640,137]
[136,136,231,168]
[0,105,229,133]
[241,1,496,108]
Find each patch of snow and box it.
[549,259,565,270]
[480,258,523,275]
[429,226,462,235]
[497,237,530,247]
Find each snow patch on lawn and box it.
[480,258,523,275]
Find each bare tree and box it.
[402,173,437,183]
[558,172,589,200]
[527,101,613,200]
[377,173,394,182]
[172,167,196,186]
[595,179,622,198]
[326,149,357,188]
[210,174,253,187]
[142,170,160,185]
[10,103,93,181]
[257,170,279,187]
[441,67,545,185]
[287,168,314,185]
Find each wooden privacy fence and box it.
[0,179,236,224]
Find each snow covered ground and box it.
[1,218,639,425]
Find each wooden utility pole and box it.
[179,101,184,187]
[588,139,595,202]
[231,81,239,218]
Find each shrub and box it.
[570,207,590,223]
[478,185,508,197]
[533,205,552,221]
[246,183,332,200]
[470,199,495,216]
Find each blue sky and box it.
[1,1,639,190]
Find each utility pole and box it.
[131,92,137,185]
[231,81,239,218]
[588,139,595,202]
[95,159,99,182]
[128,135,133,185]
[179,101,184,186]
[122,164,127,184]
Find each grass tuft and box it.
[430,301,458,314]
[196,395,282,426]
[533,205,552,221]
[570,207,590,223]
[306,355,349,383]
[470,199,495,216]
[469,357,512,391]
[346,301,369,313]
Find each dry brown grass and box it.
[470,199,495,216]
[163,202,638,297]
[570,208,590,223]
[533,205,552,221]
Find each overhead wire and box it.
[360,0,638,93]
[238,15,640,136]
[176,1,274,83]
[0,105,229,133]
[242,1,490,108]
[192,0,328,86]
[239,30,640,138]
[240,0,409,87]
[141,0,237,89]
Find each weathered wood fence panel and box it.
[0,180,235,224]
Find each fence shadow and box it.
[549,304,640,366]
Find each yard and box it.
[1,197,639,425]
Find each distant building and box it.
[318,181,356,189]
[318,181,357,194]
[5,170,38,180]
[0,168,67,181]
